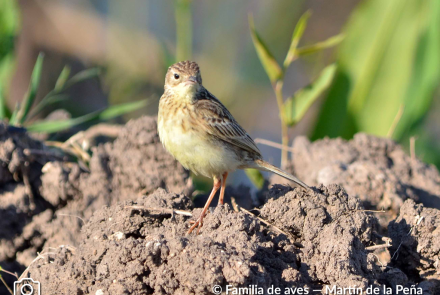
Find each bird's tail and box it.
[253,159,310,190]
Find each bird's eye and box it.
[174,73,180,79]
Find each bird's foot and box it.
[187,213,206,235]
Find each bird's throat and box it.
[170,84,200,103]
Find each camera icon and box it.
[13,278,40,295]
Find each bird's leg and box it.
[218,172,228,206]
[187,176,221,235]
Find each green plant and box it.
[312,0,440,141]
[311,0,440,169]
[0,0,19,97]
[247,11,341,188]
[0,53,150,134]
[174,0,193,61]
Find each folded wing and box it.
[194,90,262,157]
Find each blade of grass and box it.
[0,84,8,119]
[29,66,99,120]
[249,14,283,84]
[295,34,344,57]
[284,64,336,126]
[27,94,69,120]
[63,68,100,90]
[9,102,19,124]
[54,65,71,91]
[98,99,150,120]
[11,53,44,125]
[26,99,150,133]
[283,10,312,69]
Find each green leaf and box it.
[283,10,312,69]
[0,84,8,119]
[9,102,18,123]
[98,99,150,120]
[54,65,71,91]
[295,34,344,57]
[312,0,438,140]
[0,53,16,97]
[27,94,69,120]
[0,0,20,36]
[0,0,19,59]
[0,0,20,101]
[63,68,100,90]
[26,99,150,133]
[11,53,44,125]
[249,15,283,84]
[395,0,440,139]
[284,64,336,126]
[245,169,265,189]
[28,66,100,120]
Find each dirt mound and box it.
[0,123,57,271]
[27,184,384,294]
[2,117,440,294]
[40,116,191,214]
[260,184,380,289]
[388,199,440,287]
[0,117,190,292]
[277,133,440,232]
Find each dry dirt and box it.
[0,117,439,294]
[275,134,440,233]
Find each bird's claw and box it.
[187,214,206,235]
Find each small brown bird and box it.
[158,61,309,234]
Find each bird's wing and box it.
[193,89,262,156]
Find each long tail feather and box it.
[254,159,310,189]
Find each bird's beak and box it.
[185,76,197,86]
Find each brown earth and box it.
[276,134,440,233]
[0,117,190,292]
[0,117,439,294]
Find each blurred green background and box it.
[1,0,439,169]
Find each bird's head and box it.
[164,61,202,97]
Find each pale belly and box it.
[158,115,240,178]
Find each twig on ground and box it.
[19,252,56,281]
[45,141,90,163]
[124,206,193,217]
[19,245,76,281]
[56,213,85,224]
[0,276,13,295]
[0,269,18,279]
[358,208,387,213]
[231,197,294,239]
[23,148,68,161]
[230,197,240,212]
[365,244,391,251]
[391,215,424,260]
[366,236,392,251]
[371,253,385,268]
[66,123,123,148]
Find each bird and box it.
[158,61,309,235]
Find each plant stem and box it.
[174,0,192,61]
[274,80,288,168]
[0,276,13,295]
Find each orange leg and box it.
[187,176,221,235]
[218,172,228,206]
